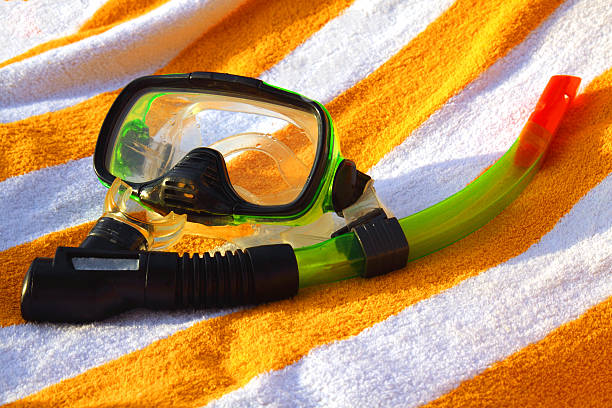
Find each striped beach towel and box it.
[1,0,610,406]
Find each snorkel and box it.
[20,74,581,322]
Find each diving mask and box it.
[94,72,372,233]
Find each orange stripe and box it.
[330,0,565,171]
[158,0,354,77]
[79,0,171,31]
[0,91,120,182]
[8,1,594,406]
[0,0,354,183]
[425,297,612,408]
[0,0,171,69]
[0,223,93,327]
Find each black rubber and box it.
[171,244,298,308]
[352,217,409,278]
[20,244,298,323]
[331,159,371,215]
[137,147,237,226]
[80,217,148,251]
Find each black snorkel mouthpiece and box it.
[21,244,299,323]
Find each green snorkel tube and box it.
[20,74,581,322]
[298,76,581,286]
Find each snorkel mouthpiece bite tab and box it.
[515,75,580,167]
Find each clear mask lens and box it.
[106,91,320,206]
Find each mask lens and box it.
[106,91,320,206]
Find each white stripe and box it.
[0,308,240,404]
[260,0,456,105]
[0,0,454,250]
[0,157,103,251]
[207,165,612,408]
[0,0,452,403]
[0,0,108,62]
[371,0,612,219]
[0,0,248,123]
[0,0,455,123]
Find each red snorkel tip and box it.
[529,75,581,135]
[514,75,581,168]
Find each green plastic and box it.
[296,136,542,288]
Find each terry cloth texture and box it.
[0,0,611,406]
